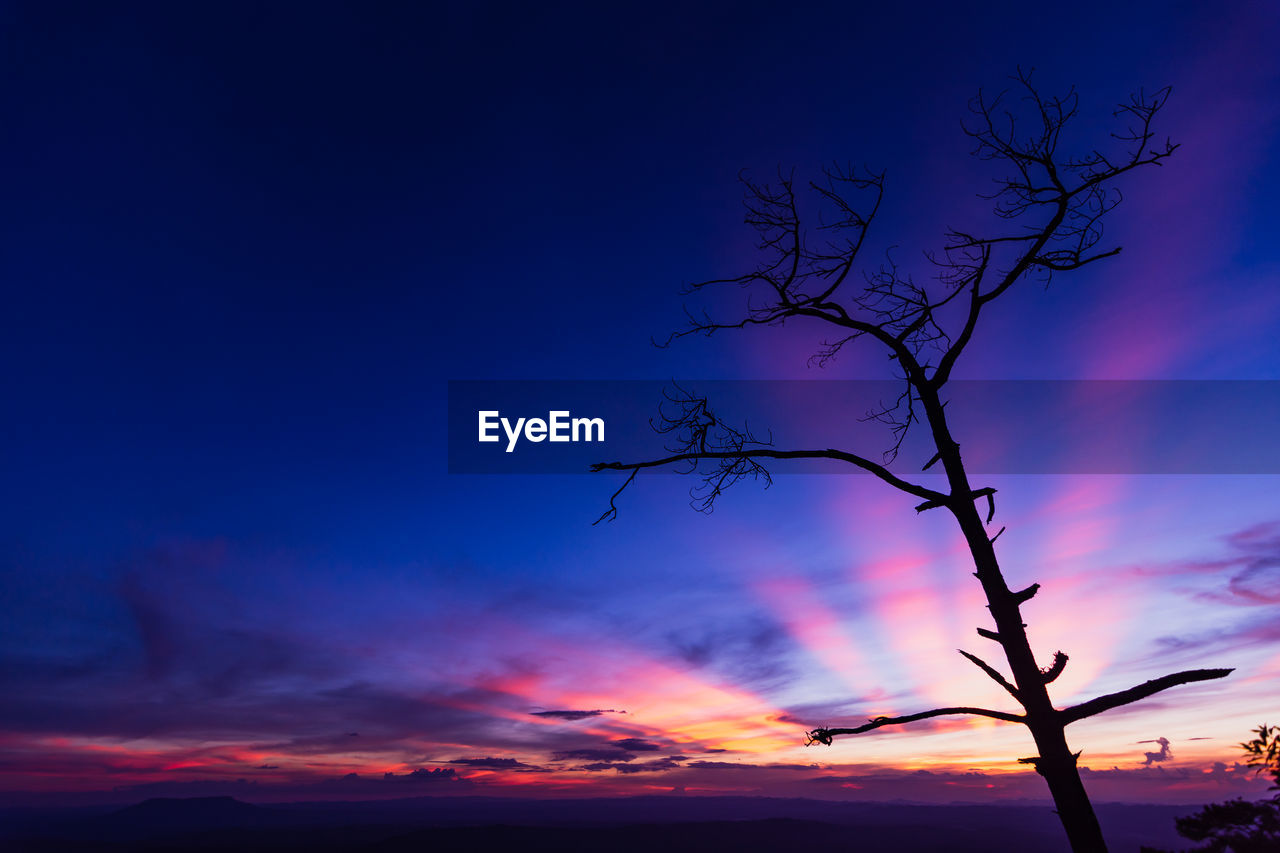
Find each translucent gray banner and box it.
[447,380,1280,475]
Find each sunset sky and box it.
[2,2,1279,807]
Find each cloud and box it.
[1136,518,1280,596]
[1138,737,1172,766]
[611,738,661,752]
[445,757,536,769]
[529,709,622,721]
[530,735,673,767]
[577,758,685,774]
[662,617,795,688]
[28,767,473,805]
[1228,559,1280,604]
[1116,518,1280,661]
[553,748,635,762]
[686,761,818,771]
[1226,521,1280,553]
[390,768,459,783]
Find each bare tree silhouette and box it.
[592,72,1232,853]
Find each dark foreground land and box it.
[0,795,1195,851]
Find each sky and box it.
[1,0,1279,808]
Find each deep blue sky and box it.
[1,1,1278,803]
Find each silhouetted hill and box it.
[105,796,272,823]
[0,796,300,848]
[0,794,1195,851]
[368,817,1045,852]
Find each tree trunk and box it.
[1027,719,1108,852]
[956,508,1109,851]
[921,387,1109,852]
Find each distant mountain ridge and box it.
[98,795,285,827]
[0,794,1196,851]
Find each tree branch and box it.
[958,649,1021,702]
[592,468,637,526]
[807,706,1025,745]
[930,73,1176,389]
[592,448,946,503]
[1060,668,1234,725]
[1040,650,1068,685]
